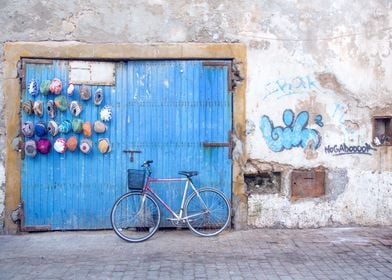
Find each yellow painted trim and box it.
[3,42,247,232]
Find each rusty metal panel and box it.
[291,168,325,200]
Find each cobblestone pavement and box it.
[0,227,391,279]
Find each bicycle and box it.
[111,160,231,242]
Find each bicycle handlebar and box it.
[141,160,153,167]
[141,160,153,176]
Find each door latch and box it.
[123,150,142,162]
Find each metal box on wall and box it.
[291,168,325,200]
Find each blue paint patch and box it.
[260,109,322,152]
[314,114,324,127]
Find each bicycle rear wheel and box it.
[185,188,231,237]
[111,192,161,242]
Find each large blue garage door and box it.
[21,59,232,230]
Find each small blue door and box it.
[21,59,232,230]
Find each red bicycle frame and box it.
[143,176,193,221]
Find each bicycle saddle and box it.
[178,171,199,177]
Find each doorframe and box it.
[3,42,247,233]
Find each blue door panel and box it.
[21,60,231,230]
[122,61,232,225]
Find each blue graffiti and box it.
[263,75,319,100]
[260,109,322,152]
[314,115,324,127]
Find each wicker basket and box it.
[127,169,146,190]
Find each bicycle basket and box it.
[127,169,146,190]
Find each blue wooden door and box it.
[21,59,232,230]
[119,61,232,226]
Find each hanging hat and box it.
[79,85,91,101]
[94,88,104,106]
[54,95,67,112]
[46,100,56,119]
[98,138,111,154]
[100,105,112,122]
[66,136,78,152]
[67,83,74,96]
[22,100,34,115]
[49,78,62,95]
[79,139,92,154]
[82,122,92,137]
[59,120,72,134]
[70,101,82,117]
[28,79,39,96]
[24,140,37,157]
[34,121,47,137]
[40,80,51,96]
[22,121,35,138]
[54,137,67,153]
[37,138,51,154]
[47,120,59,137]
[72,118,83,133]
[94,120,107,133]
[33,100,43,117]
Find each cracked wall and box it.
[1,0,392,230]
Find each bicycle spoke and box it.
[185,188,230,237]
[111,192,160,242]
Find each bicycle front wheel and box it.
[111,192,161,242]
[185,188,231,237]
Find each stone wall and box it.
[1,0,392,231]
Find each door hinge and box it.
[202,131,234,159]
[17,61,26,90]
[202,61,234,94]
[19,59,53,90]
[202,60,243,94]
[202,61,230,67]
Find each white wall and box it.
[244,2,392,226]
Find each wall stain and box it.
[316,72,346,94]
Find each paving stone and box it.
[0,227,392,279]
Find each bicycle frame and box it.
[143,176,207,222]
[111,161,231,242]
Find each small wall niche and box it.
[244,172,282,194]
[373,116,392,146]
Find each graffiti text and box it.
[263,75,319,100]
[324,143,376,156]
[260,109,322,152]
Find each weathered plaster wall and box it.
[1,0,392,231]
[244,1,392,228]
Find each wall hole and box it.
[373,116,392,146]
[244,172,282,194]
